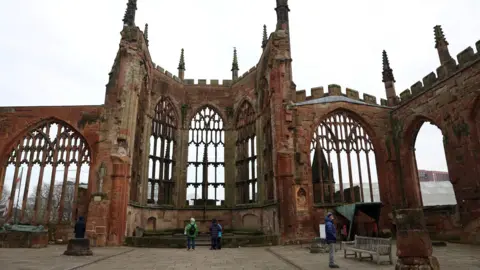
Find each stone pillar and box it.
[107,157,130,246]
[395,208,439,270]
[224,129,236,207]
[256,116,265,203]
[175,128,189,207]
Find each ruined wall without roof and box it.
[392,39,480,244]
[0,105,102,200]
[293,85,395,231]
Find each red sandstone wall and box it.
[125,204,279,236]
[392,59,480,227]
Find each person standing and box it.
[209,218,220,250]
[217,222,223,250]
[184,217,198,251]
[74,216,86,238]
[325,212,339,268]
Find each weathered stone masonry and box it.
[0,1,479,268]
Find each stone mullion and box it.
[256,116,265,204]
[141,115,153,205]
[45,127,62,224]
[224,128,236,207]
[20,136,37,221]
[175,127,188,207]
[57,136,72,222]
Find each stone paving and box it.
[1,243,480,270]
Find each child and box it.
[217,222,223,250]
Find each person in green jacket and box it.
[184,217,198,250]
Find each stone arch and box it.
[308,108,378,150]
[187,104,227,128]
[309,109,380,204]
[152,95,181,127]
[146,96,179,205]
[146,216,157,231]
[235,100,257,204]
[234,98,256,123]
[0,117,92,225]
[401,115,455,207]
[186,105,226,206]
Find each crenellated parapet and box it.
[398,39,480,104]
[295,84,386,106]
[183,79,233,87]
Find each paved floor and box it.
[1,243,480,270]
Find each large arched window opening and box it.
[186,106,225,206]
[413,121,456,206]
[310,111,379,204]
[148,97,177,205]
[1,120,91,224]
[236,101,257,204]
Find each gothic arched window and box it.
[186,106,225,206]
[310,111,379,204]
[1,120,91,224]
[148,97,177,204]
[236,101,257,204]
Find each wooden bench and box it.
[342,235,393,265]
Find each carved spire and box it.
[178,48,185,70]
[123,0,137,27]
[433,25,453,65]
[382,50,398,106]
[382,50,395,83]
[275,0,290,31]
[232,47,239,80]
[262,25,268,49]
[144,23,149,46]
[434,25,448,48]
[178,48,185,80]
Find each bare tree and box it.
[24,181,76,224]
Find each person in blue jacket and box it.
[325,212,339,268]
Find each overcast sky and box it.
[1,0,478,176]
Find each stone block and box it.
[410,81,424,95]
[296,90,306,102]
[345,88,359,100]
[210,79,219,86]
[380,98,387,106]
[311,87,324,98]
[400,89,412,102]
[222,80,232,86]
[165,71,173,78]
[456,47,475,66]
[184,79,194,85]
[198,79,207,85]
[63,238,93,256]
[363,93,377,104]
[422,72,437,88]
[328,84,342,96]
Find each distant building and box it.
[418,170,450,182]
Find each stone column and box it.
[224,129,236,207]
[107,156,131,246]
[256,116,265,203]
[175,128,189,207]
[395,208,439,270]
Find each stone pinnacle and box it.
[382,50,395,83]
[434,25,448,48]
[178,48,185,70]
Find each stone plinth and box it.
[63,238,93,256]
[395,208,439,270]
